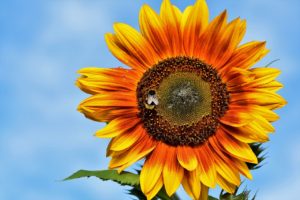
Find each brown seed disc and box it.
[136,56,230,146]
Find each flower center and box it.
[136,56,229,146]
[156,72,211,126]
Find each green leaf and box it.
[64,169,139,187]
[209,196,219,200]
[65,169,178,200]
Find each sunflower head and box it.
[77,0,286,199]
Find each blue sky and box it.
[0,0,299,199]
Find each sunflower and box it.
[77,0,286,199]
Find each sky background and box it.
[0,0,299,199]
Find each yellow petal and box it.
[95,117,140,138]
[195,144,217,188]
[117,145,156,173]
[210,140,252,180]
[105,33,146,72]
[181,0,209,55]
[139,4,170,58]
[258,80,283,92]
[182,169,201,200]
[215,129,258,163]
[140,142,166,194]
[77,67,140,95]
[231,158,252,180]
[222,124,269,144]
[177,146,198,171]
[252,114,275,133]
[209,138,241,185]
[249,105,279,122]
[163,146,184,196]
[195,10,227,63]
[221,41,269,70]
[240,121,271,141]
[216,174,237,194]
[250,67,281,78]
[231,89,286,109]
[145,176,163,200]
[109,136,156,172]
[244,68,281,88]
[213,155,241,186]
[109,125,144,151]
[209,17,247,67]
[220,109,253,127]
[160,0,182,55]
[113,23,159,67]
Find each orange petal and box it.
[160,0,182,55]
[177,146,198,171]
[221,41,269,70]
[79,104,138,123]
[195,10,227,64]
[207,17,247,68]
[78,90,138,122]
[220,108,253,127]
[79,92,137,109]
[77,67,140,95]
[163,145,184,196]
[221,67,253,86]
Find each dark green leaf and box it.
[128,187,148,200]
[64,169,139,187]
[128,186,178,200]
[219,188,256,200]
[247,143,266,170]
